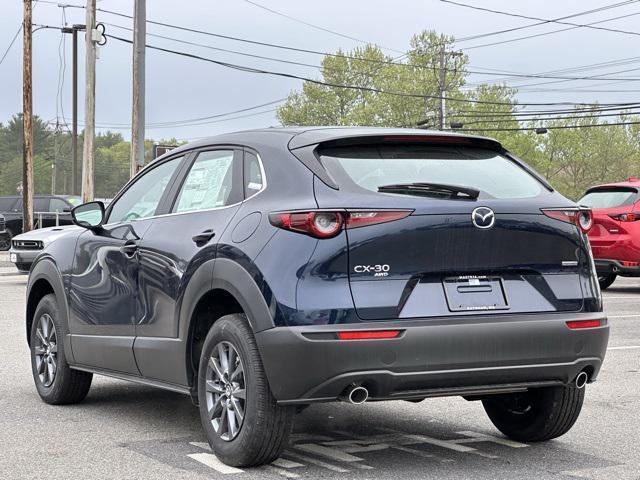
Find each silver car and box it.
[9,226,78,272]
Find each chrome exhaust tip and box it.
[575,371,588,389]
[340,385,369,404]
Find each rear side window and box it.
[244,151,264,199]
[579,188,637,208]
[173,150,238,213]
[320,145,543,199]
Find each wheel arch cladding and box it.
[26,259,68,350]
[184,258,275,387]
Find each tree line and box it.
[277,31,640,199]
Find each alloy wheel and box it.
[34,313,58,387]
[205,341,246,441]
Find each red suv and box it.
[579,177,640,289]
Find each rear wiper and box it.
[378,182,480,200]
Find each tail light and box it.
[269,210,412,239]
[609,212,640,222]
[542,208,593,233]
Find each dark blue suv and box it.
[26,128,608,467]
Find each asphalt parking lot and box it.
[0,253,638,480]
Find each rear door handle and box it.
[120,240,138,257]
[192,229,216,246]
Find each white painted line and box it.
[454,431,529,448]
[284,450,349,473]
[396,433,477,453]
[343,443,390,454]
[602,296,639,300]
[189,441,212,451]
[272,458,304,469]
[608,345,640,350]
[264,466,300,479]
[187,453,244,474]
[608,314,640,318]
[294,443,364,462]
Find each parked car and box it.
[0,194,80,250]
[9,226,78,272]
[0,213,5,242]
[579,177,640,289]
[25,128,608,467]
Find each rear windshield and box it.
[319,145,543,199]
[579,188,637,208]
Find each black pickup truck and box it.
[0,195,80,250]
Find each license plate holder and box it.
[443,275,509,312]
[9,253,17,263]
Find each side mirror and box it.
[71,201,105,230]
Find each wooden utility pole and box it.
[22,0,34,233]
[81,0,97,202]
[437,47,446,131]
[130,0,146,177]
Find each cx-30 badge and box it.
[472,207,495,229]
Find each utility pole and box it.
[436,47,463,131]
[22,0,34,233]
[81,0,97,202]
[130,0,146,178]
[62,24,86,196]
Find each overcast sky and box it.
[1,0,639,141]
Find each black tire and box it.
[0,228,13,251]
[482,385,585,442]
[598,273,617,290]
[197,314,295,467]
[30,294,93,404]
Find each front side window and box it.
[50,198,70,213]
[108,156,182,223]
[173,150,236,213]
[320,144,544,199]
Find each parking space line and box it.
[608,345,640,350]
[187,452,244,474]
[263,466,300,479]
[189,441,211,451]
[272,458,304,469]
[294,443,364,462]
[376,429,477,453]
[283,451,350,473]
[608,314,640,318]
[454,431,529,448]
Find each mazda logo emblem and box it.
[472,207,495,229]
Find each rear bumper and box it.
[255,312,609,404]
[595,259,640,277]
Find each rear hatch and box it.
[315,138,590,320]
[579,186,639,257]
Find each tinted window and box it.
[0,198,17,212]
[50,198,71,212]
[108,156,182,223]
[320,145,543,199]
[244,151,264,198]
[579,188,637,208]
[34,198,49,212]
[173,150,236,213]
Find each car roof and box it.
[157,127,504,160]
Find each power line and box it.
[460,109,640,126]
[453,119,640,132]
[441,0,640,38]
[241,0,404,54]
[450,104,640,118]
[104,32,640,107]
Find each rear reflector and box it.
[337,330,401,340]
[609,212,640,222]
[566,319,602,330]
